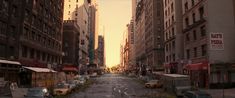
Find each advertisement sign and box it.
[210,33,224,50]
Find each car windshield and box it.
[27,89,44,96]
[149,80,158,83]
[56,84,67,88]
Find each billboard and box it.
[210,33,224,50]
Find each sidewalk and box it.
[201,88,235,98]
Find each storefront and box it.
[164,62,178,74]
[0,59,21,83]
[62,65,78,81]
[184,62,209,88]
[209,63,235,88]
[19,66,57,88]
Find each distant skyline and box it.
[97,0,132,68]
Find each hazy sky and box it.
[97,0,132,68]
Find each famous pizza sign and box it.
[210,33,224,50]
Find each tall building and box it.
[62,20,80,66]
[0,0,64,82]
[144,0,164,71]
[0,0,64,67]
[135,0,146,69]
[97,36,105,67]
[88,0,99,64]
[163,0,183,74]
[63,0,90,67]
[182,0,235,88]
[127,21,136,71]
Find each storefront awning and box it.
[23,66,57,73]
[0,59,21,65]
[185,62,208,70]
[164,62,178,68]
[62,66,78,72]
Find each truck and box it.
[161,74,191,96]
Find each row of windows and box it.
[186,44,207,59]
[184,6,204,27]
[21,45,60,63]
[165,41,175,52]
[0,21,7,35]
[0,44,15,59]
[165,27,175,40]
[184,0,203,12]
[166,53,176,62]
[23,27,61,51]
[0,21,17,38]
[185,25,206,42]
[164,2,174,17]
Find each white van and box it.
[162,74,191,96]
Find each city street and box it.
[69,74,161,98]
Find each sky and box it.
[97,0,132,68]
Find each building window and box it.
[24,10,30,22]
[185,17,189,26]
[194,47,197,57]
[36,51,40,60]
[192,0,195,6]
[10,26,16,38]
[172,27,175,36]
[193,30,197,40]
[166,56,168,62]
[186,33,190,41]
[172,41,175,49]
[200,25,206,37]
[32,31,36,40]
[201,44,207,56]
[42,52,45,61]
[186,49,190,59]
[192,13,196,23]
[171,3,174,12]
[199,7,204,19]
[81,39,85,45]
[166,44,168,52]
[0,44,6,58]
[22,46,28,58]
[12,6,17,18]
[172,15,174,23]
[173,54,175,61]
[0,22,7,35]
[9,46,15,58]
[30,49,34,59]
[32,15,36,25]
[2,0,9,16]
[184,2,188,11]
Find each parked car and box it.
[53,83,71,96]
[90,72,98,77]
[183,90,212,98]
[24,87,52,98]
[145,80,162,88]
[67,80,77,90]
